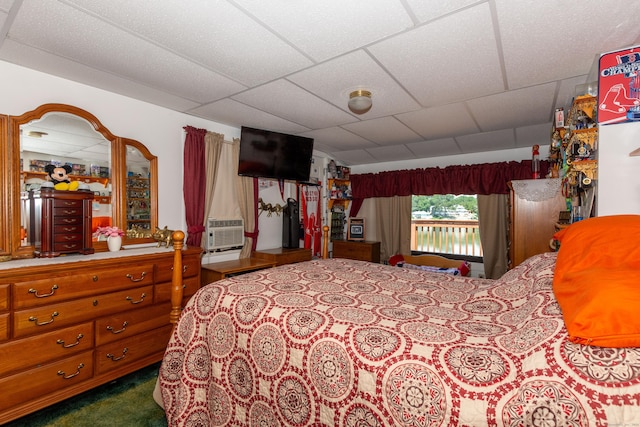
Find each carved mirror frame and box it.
[7,103,158,259]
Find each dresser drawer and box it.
[53,198,84,208]
[94,324,173,375]
[0,283,8,310]
[14,285,154,338]
[53,206,83,216]
[13,263,155,308]
[154,275,200,304]
[0,313,8,342]
[54,223,83,234]
[0,321,93,377]
[155,254,200,283]
[53,233,83,243]
[53,215,83,226]
[95,303,171,346]
[0,350,93,413]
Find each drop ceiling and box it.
[1,0,639,166]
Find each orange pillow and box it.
[553,215,640,347]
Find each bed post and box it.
[322,225,329,259]
[169,230,185,326]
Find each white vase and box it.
[107,235,122,252]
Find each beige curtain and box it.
[232,138,257,259]
[200,131,224,249]
[375,196,412,263]
[477,194,509,279]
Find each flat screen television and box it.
[238,126,314,182]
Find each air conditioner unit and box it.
[207,218,244,251]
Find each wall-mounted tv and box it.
[238,126,314,182]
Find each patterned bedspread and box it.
[158,253,640,426]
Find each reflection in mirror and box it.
[126,145,152,236]
[20,113,112,247]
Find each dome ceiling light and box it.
[348,90,372,114]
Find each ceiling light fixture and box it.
[348,89,372,114]
[27,131,48,138]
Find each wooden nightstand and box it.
[332,240,381,263]
[252,247,312,266]
[201,258,276,285]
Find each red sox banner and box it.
[598,46,640,125]
[301,185,321,257]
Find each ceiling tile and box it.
[515,122,552,148]
[404,0,481,23]
[232,80,356,129]
[342,116,422,145]
[467,82,557,132]
[368,3,504,107]
[298,127,377,152]
[10,0,246,103]
[406,138,463,158]
[396,103,480,140]
[233,0,414,62]
[456,128,517,153]
[64,0,313,86]
[190,99,309,134]
[327,149,378,165]
[366,144,418,163]
[497,0,640,89]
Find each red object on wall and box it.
[301,185,321,257]
[598,46,640,125]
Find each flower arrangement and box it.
[95,226,125,238]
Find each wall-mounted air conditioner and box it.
[206,218,244,251]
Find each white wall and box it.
[598,121,640,215]
[0,60,239,234]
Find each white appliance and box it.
[206,218,244,251]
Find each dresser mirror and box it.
[8,104,158,258]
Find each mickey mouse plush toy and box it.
[44,164,79,191]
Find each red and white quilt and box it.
[159,253,640,426]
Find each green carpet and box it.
[5,363,167,427]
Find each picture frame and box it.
[347,217,365,241]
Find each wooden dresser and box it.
[0,246,202,424]
[332,240,381,263]
[508,178,567,268]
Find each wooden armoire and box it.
[508,178,567,268]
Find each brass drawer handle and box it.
[126,293,146,304]
[28,284,59,298]
[57,334,84,348]
[125,272,147,282]
[62,218,76,224]
[29,311,59,326]
[106,321,128,334]
[58,363,84,379]
[62,209,77,215]
[106,348,128,361]
[61,243,78,249]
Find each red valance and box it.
[350,160,549,198]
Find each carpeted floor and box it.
[4,362,167,427]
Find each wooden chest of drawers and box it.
[0,246,202,424]
[332,240,381,263]
[29,188,95,258]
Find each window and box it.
[411,195,482,259]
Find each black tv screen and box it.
[238,126,314,182]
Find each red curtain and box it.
[350,160,548,201]
[183,126,207,247]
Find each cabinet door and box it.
[509,179,566,268]
[0,115,8,257]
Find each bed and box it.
[158,217,640,426]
